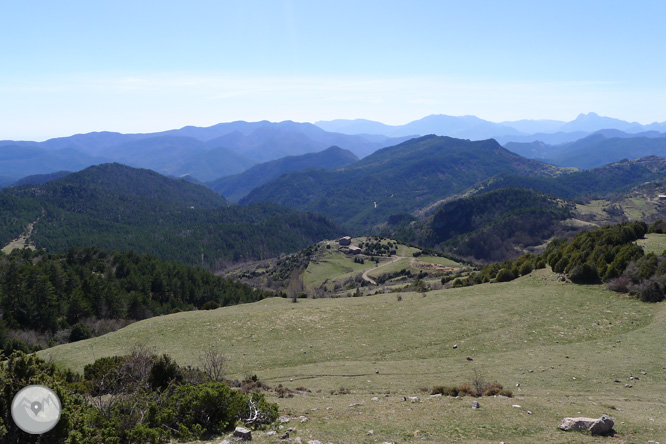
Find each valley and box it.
[3,126,666,443]
[6,2,666,442]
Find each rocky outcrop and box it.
[233,426,252,440]
[558,415,614,435]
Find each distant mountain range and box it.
[505,131,666,169]
[3,113,666,188]
[0,121,408,183]
[316,112,666,142]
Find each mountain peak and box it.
[575,112,600,120]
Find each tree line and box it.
[0,246,273,354]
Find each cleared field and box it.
[302,249,377,290]
[42,269,666,443]
[638,233,666,255]
[302,238,458,292]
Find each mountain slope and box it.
[0,144,108,179]
[503,131,666,167]
[394,188,574,262]
[207,146,359,202]
[547,135,666,169]
[12,171,72,187]
[1,164,343,268]
[241,135,566,230]
[166,145,256,181]
[475,156,666,199]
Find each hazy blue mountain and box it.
[503,140,553,159]
[547,136,666,169]
[36,131,148,154]
[317,113,666,145]
[164,145,256,181]
[241,135,565,231]
[107,136,206,171]
[0,121,404,180]
[497,118,565,134]
[316,114,525,139]
[558,112,645,133]
[199,121,408,161]
[593,129,666,139]
[397,114,524,139]
[315,118,398,135]
[495,131,595,145]
[12,171,72,187]
[0,144,108,179]
[505,131,666,169]
[207,146,359,202]
[0,176,16,188]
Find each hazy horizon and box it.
[3,0,665,140]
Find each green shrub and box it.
[495,268,514,282]
[70,322,92,342]
[519,262,533,276]
[149,354,184,390]
[202,300,220,310]
[639,280,665,303]
[568,262,599,284]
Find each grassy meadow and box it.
[302,237,461,293]
[41,267,666,443]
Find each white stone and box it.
[233,426,252,440]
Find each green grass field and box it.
[301,238,459,293]
[302,248,377,290]
[638,233,666,255]
[41,268,666,443]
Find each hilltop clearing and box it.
[224,236,464,297]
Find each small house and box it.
[338,236,352,246]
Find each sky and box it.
[2,0,666,140]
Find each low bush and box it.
[202,301,220,310]
[495,268,514,282]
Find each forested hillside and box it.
[241,135,565,230]
[475,156,666,199]
[392,188,574,262]
[0,164,344,268]
[207,146,358,202]
[0,246,273,354]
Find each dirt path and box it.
[361,255,405,285]
[1,214,41,254]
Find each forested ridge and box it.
[392,188,575,262]
[0,163,344,268]
[475,156,666,199]
[0,246,273,354]
[241,135,565,230]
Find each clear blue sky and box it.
[2,0,665,140]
